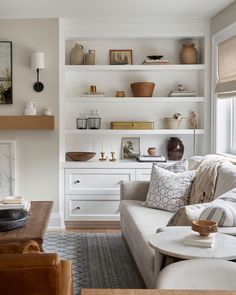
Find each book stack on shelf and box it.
[0,196,30,211]
[168,90,197,97]
[136,155,166,162]
[184,233,216,248]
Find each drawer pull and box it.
[74,180,80,184]
[76,206,80,210]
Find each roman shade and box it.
[216,35,236,98]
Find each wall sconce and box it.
[31,52,45,92]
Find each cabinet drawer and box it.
[65,196,120,221]
[135,169,152,181]
[65,168,135,194]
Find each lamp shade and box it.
[31,52,45,70]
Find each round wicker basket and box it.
[130,82,155,97]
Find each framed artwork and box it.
[121,137,140,159]
[0,41,12,104]
[0,140,15,198]
[109,49,133,65]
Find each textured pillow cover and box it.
[157,159,188,173]
[145,165,196,212]
[199,188,236,226]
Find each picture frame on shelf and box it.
[109,49,133,65]
[0,41,12,104]
[121,137,140,159]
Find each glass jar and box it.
[87,109,101,129]
[76,113,87,129]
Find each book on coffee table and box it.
[184,233,216,248]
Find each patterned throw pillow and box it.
[157,159,188,173]
[145,165,196,212]
[199,188,236,226]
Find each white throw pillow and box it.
[199,188,236,226]
[157,159,188,173]
[145,165,196,212]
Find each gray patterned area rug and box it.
[43,232,144,295]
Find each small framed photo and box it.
[109,50,133,65]
[121,137,140,159]
[0,41,12,104]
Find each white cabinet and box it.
[135,169,152,181]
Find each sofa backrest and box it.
[215,162,236,198]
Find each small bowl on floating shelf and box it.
[66,152,96,161]
[192,220,218,237]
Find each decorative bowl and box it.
[66,152,96,161]
[192,220,218,237]
[0,209,28,232]
[147,55,163,60]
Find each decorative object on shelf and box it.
[85,49,95,65]
[111,121,154,130]
[147,147,157,156]
[121,137,140,159]
[167,137,184,160]
[130,82,155,97]
[31,52,45,92]
[115,91,125,97]
[76,113,87,129]
[137,155,166,162]
[109,151,117,161]
[0,41,12,104]
[66,152,96,161]
[24,101,37,116]
[82,85,105,97]
[70,43,84,65]
[87,109,101,129]
[143,55,169,65]
[109,49,132,65]
[168,85,196,97]
[177,84,185,91]
[192,220,218,237]
[189,111,198,155]
[180,43,198,64]
[165,113,182,129]
[99,152,106,161]
[90,85,96,93]
[42,108,51,116]
[147,55,163,60]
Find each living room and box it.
[0,0,236,294]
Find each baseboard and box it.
[48,212,64,230]
[65,220,120,229]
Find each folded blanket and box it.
[189,154,228,204]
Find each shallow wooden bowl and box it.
[66,152,96,161]
[192,220,218,237]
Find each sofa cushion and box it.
[145,165,195,212]
[199,188,236,226]
[214,162,236,198]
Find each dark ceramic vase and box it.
[167,137,184,160]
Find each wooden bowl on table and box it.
[66,152,96,161]
[192,220,218,237]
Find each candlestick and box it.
[99,152,106,161]
[109,151,117,161]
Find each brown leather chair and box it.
[0,241,73,295]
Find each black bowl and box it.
[147,55,163,60]
[0,209,28,231]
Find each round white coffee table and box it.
[149,227,236,261]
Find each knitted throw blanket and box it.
[189,155,227,204]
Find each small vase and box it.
[167,137,184,160]
[180,43,198,64]
[24,102,37,116]
[70,43,84,65]
[147,147,157,156]
[85,49,95,65]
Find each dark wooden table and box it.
[0,201,53,251]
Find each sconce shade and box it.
[31,52,45,70]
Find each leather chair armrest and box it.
[60,260,73,295]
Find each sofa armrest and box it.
[120,181,150,201]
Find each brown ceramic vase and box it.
[167,137,184,160]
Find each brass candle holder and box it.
[109,151,117,161]
[99,152,106,161]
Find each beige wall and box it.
[211,1,236,35]
[0,19,60,213]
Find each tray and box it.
[0,209,28,231]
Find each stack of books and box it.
[168,90,197,97]
[0,196,30,211]
[136,155,166,162]
[184,233,216,248]
[143,59,169,65]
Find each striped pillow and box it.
[199,188,236,227]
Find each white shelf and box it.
[65,64,205,72]
[65,96,204,103]
[65,129,204,135]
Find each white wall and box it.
[0,19,60,218]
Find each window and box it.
[231,97,236,155]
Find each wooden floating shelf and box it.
[0,116,55,130]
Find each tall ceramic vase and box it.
[70,43,84,65]
[180,43,198,64]
[167,137,184,160]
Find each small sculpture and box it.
[109,152,117,161]
[99,152,106,161]
[24,101,37,115]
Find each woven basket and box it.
[130,82,155,97]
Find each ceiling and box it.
[0,0,235,20]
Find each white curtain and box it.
[216,35,236,98]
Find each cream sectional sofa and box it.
[119,159,236,288]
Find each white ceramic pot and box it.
[24,102,37,115]
[165,117,182,129]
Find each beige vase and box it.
[70,43,84,65]
[180,43,198,64]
